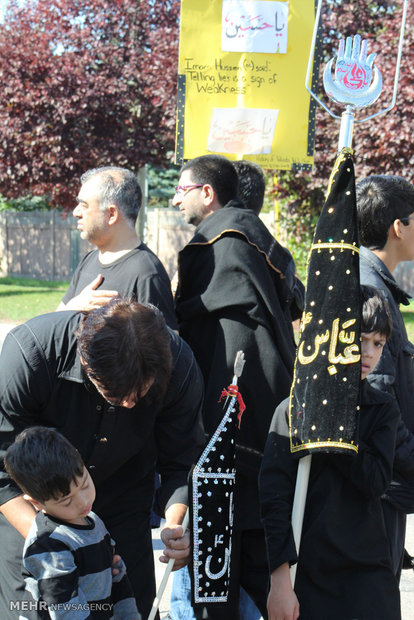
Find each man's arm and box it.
[0,495,37,538]
[153,338,205,568]
[0,324,55,516]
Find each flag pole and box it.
[290,455,312,583]
[147,510,190,620]
[290,10,407,582]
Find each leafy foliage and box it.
[271,0,414,275]
[0,0,180,209]
[148,164,180,208]
[0,194,52,212]
[0,0,412,281]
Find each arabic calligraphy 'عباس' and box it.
[298,317,360,366]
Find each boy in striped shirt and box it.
[4,426,141,620]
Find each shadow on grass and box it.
[0,277,68,289]
[0,289,65,298]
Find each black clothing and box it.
[360,247,414,576]
[203,529,269,620]
[0,311,204,618]
[360,248,414,437]
[176,205,298,529]
[175,205,299,618]
[62,244,178,329]
[260,382,401,620]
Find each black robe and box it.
[175,204,299,528]
[260,381,401,619]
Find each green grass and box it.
[401,299,414,342]
[1,277,414,340]
[0,277,69,323]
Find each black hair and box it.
[4,427,84,503]
[76,298,172,406]
[356,175,414,249]
[181,155,239,207]
[361,285,392,340]
[80,166,142,226]
[233,160,265,215]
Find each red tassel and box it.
[218,384,246,429]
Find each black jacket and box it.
[0,311,205,518]
[260,382,401,619]
[360,246,414,512]
[176,204,300,527]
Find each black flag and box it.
[190,354,245,605]
[290,148,361,455]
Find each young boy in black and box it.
[259,286,401,620]
[4,426,141,620]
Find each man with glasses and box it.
[58,166,177,329]
[357,175,414,579]
[0,299,204,619]
[172,154,300,619]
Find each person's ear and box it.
[201,184,215,206]
[140,377,155,398]
[389,219,402,241]
[107,205,119,226]
[23,494,43,512]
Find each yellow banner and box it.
[176,0,320,170]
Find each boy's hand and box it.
[268,563,300,620]
[112,553,121,577]
[159,524,190,570]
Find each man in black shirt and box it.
[58,166,177,329]
[0,299,204,619]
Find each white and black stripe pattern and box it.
[19,511,140,619]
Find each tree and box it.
[148,164,180,208]
[271,0,414,275]
[0,0,180,209]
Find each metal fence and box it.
[1,210,413,298]
[0,209,192,281]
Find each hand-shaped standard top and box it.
[323,34,382,108]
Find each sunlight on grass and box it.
[0,277,69,323]
[1,277,414,338]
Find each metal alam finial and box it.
[305,0,408,150]
[323,34,382,109]
[323,34,382,150]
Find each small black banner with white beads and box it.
[290,149,361,455]
[190,386,243,605]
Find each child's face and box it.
[35,467,96,526]
[360,331,386,380]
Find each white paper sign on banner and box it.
[222,0,289,54]
[207,107,279,154]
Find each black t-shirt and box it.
[63,243,177,329]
